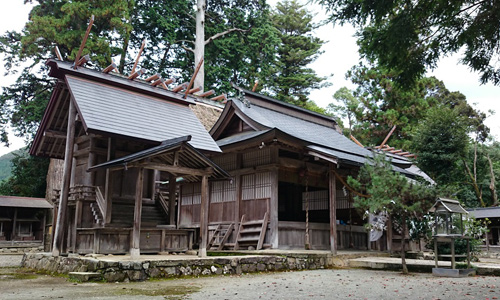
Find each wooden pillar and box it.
[199,175,209,257]
[11,208,18,241]
[104,138,115,224]
[52,99,77,256]
[329,165,337,254]
[169,174,176,226]
[131,168,144,258]
[269,168,279,248]
[386,215,393,253]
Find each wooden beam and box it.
[198,175,209,257]
[187,86,201,94]
[164,78,174,85]
[52,99,77,256]
[252,80,259,92]
[75,54,90,67]
[184,57,204,99]
[103,62,117,74]
[349,134,364,147]
[145,74,159,82]
[128,68,146,80]
[44,130,66,139]
[131,39,146,74]
[132,162,213,177]
[151,78,164,87]
[329,164,337,254]
[211,94,227,102]
[131,167,144,259]
[379,125,396,149]
[105,137,115,224]
[74,15,94,69]
[54,46,63,60]
[198,90,215,97]
[269,168,279,248]
[172,83,187,93]
[169,174,176,226]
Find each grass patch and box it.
[0,268,38,280]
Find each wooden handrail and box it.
[157,192,170,216]
[95,186,106,220]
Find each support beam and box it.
[131,168,144,259]
[269,168,279,248]
[133,162,213,177]
[169,174,176,226]
[329,165,337,254]
[52,99,77,256]
[199,175,209,257]
[105,138,115,224]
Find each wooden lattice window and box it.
[17,222,32,236]
[210,180,236,203]
[242,148,271,167]
[302,190,328,211]
[212,153,238,171]
[242,172,272,200]
[181,183,201,205]
[336,189,351,209]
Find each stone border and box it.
[22,252,360,282]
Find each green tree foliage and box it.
[348,153,438,273]
[0,149,49,198]
[327,64,488,149]
[318,0,500,86]
[327,86,360,134]
[269,0,327,107]
[0,0,133,145]
[412,107,469,186]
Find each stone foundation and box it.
[0,246,44,254]
[22,252,362,282]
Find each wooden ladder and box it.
[235,212,270,250]
[208,223,234,250]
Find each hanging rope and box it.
[330,169,370,198]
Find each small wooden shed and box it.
[0,196,52,247]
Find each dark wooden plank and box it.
[169,174,176,225]
[269,168,278,248]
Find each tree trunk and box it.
[487,154,498,206]
[194,0,205,92]
[401,215,408,274]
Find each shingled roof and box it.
[31,59,221,158]
[211,88,412,169]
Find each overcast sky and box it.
[0,0,499,156]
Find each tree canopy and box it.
[269,0,328,108]
[318,0,500,86]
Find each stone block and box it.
[69,272,102,282]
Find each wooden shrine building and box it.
[179,87,418,252]
[31,59,228,257]
[31,56,428,257]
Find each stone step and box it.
[68,271,102,282]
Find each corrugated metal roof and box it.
[0,196,52,209]
[467,207,500,219]
[65,75,220,153]
[89,135,229,180]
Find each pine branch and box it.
[205,28,249,45]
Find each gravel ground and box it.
[0,267,498,300]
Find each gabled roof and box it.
[31,59,221,157]
[0,196,52,209]
[467,207,500,219]
[89,135,229,181]
[211,92,412,169]
[429,198,468,214]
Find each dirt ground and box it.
[0,262,499,300]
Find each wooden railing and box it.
[95,186,106,221]
[157,192,169,216]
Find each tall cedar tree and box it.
[270,0,327,107]
[348,154,438,274]
[317,0,500,87]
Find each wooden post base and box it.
[130,248,140,259]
